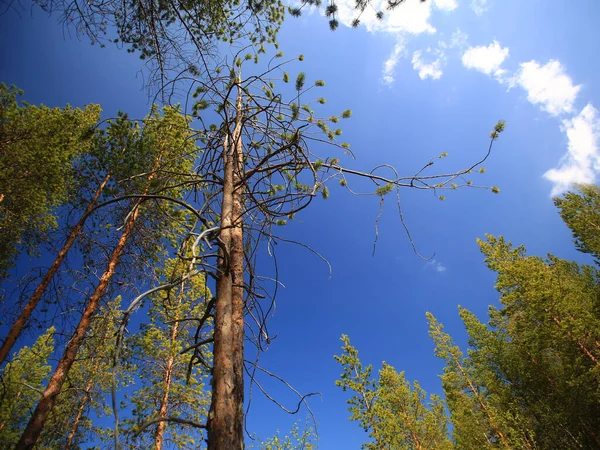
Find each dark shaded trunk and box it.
[0,173,110,365]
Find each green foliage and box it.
[490,120,507,139]
[0,327,55,446]
[0,84,100,275]
[335,335,453,449]
[554,184,600,260]
[432,189,600,449]
[295,72,306,91]
[338,186,600,449]
[375,183,394,196]
[122,257,212,448]
[249,420,316,449]
[341,109,352,119]
[39,298,124,449]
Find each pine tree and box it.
[122,257,212,449]
[15,105,199,449]
[335,335,452,449]
[555,184,600,260]
[38,297,122,450]
[0,327,55,447]
[0,83,100,276]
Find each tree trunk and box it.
[15,201,142,449]
[154,320,179,450]
[0,173,110,365]
[64,378,94,450]
[208,83,245,450]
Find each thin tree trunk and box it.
[64,378,94,450]
[0,173,110,365]
[154,321,179,450]
[208,83,245,450]
[15,200,142,449]
[16,147,164,449]
[454,357,511,449]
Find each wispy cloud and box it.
[544,104,600,196]
[334,0,462,84]
[412,49,445,80]
[439,28,469,50]
[471,0,490,15]
[516,60,581,116]
[382,41,406,85]
[426,259,447,273]
[461,41,509,77]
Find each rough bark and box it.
[207,84,245,450]
[0,173,110,365]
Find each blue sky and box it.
[1,0,600,448]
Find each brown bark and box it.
[64,378,94,450]
[154,320,179,450]
[550,315,599,365]
[15,201,142,449]
[207,84,245,450]
[0,173,110,365]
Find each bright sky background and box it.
[1,0,600,448]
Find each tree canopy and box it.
[337,184,600,449]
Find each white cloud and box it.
[434,0,458,12]
[336,0,442,35]
[461,41,509,76]
[439,28,469,50]
[333,0,461,85]
[544,104,600,196]
[382,42,406,85]
[471,0,489,15]
[412,49,445,80]
[517,60,581,116]
[426,259,447,272]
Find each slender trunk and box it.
[16,148,164,449]
[208,83,245,450]
[454,357,510,449]
[550,314,599,364]
[154,321,179,450]
[0,173,110,365]
[64,378,94,450]
[15,201,142,449]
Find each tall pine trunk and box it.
[15,200,142,449]
[16,145,165,449]
[208,84,245,450]
[0,173,110,365]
